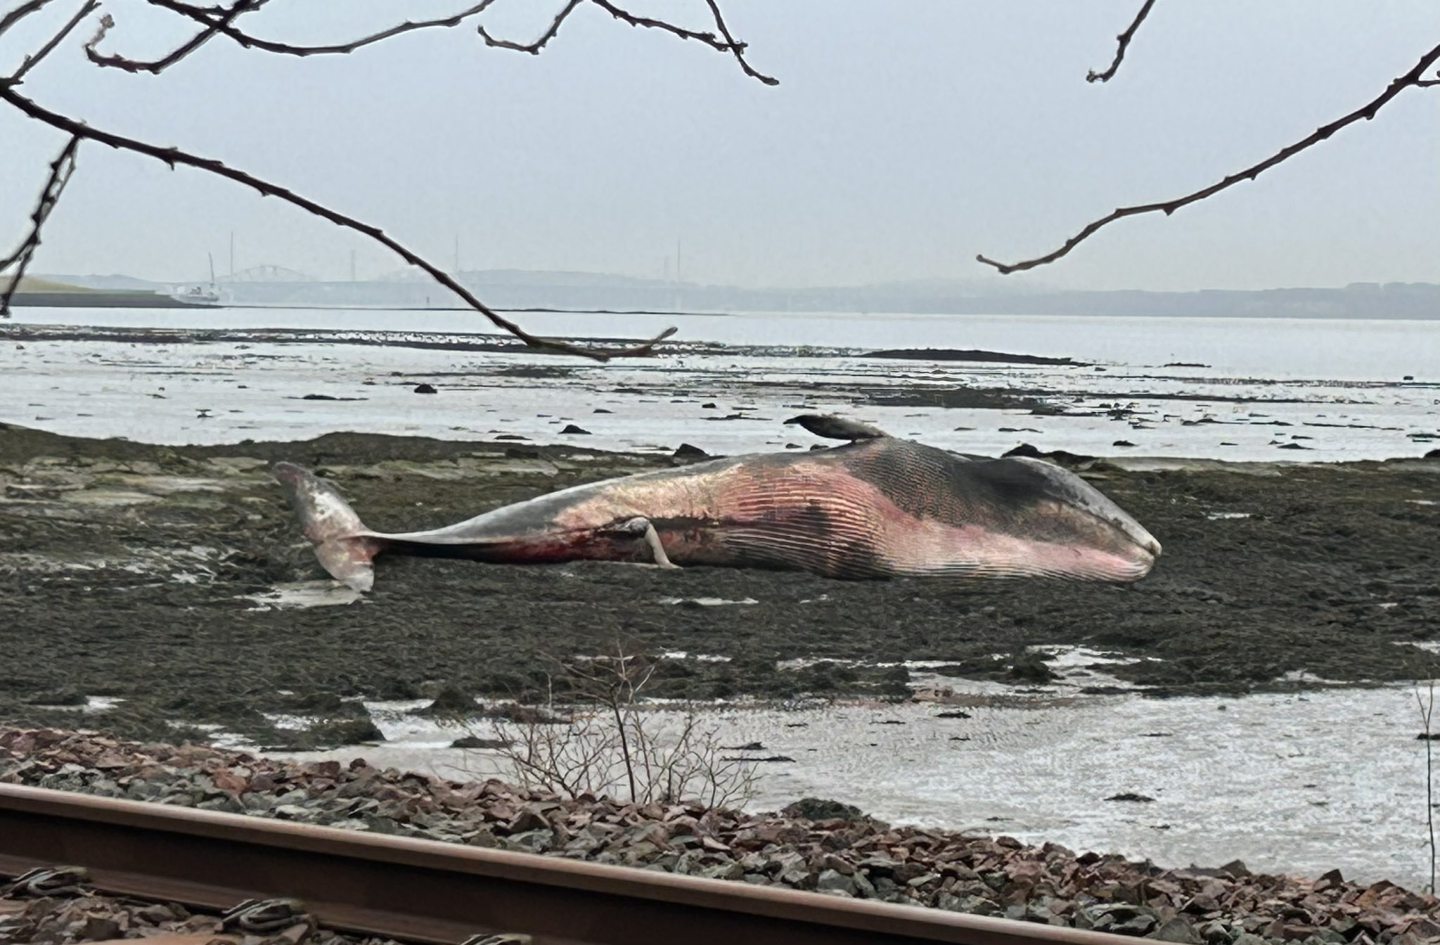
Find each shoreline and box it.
[4,724,1437,943]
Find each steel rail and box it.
[0,783,1136,945]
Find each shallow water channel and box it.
[273,649,1440,890]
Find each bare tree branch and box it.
[1086,0,1156,84]
[0,0,774,356]
[695,0,776,86]
[8,0,97,82]
[0,0,57,40]
[979,40,1440,275]
[476,0,580,55]
[480,0,777,86]
[87,0,500,71]
[0,84,672,359]
[84,0,267,75]
[0,134,79,317]
[88,0,773,91]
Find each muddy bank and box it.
[2,422,1440,746]
[859,348,1084,366]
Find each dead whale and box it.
[275,431,1160,592]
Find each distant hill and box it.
[30,271,1440,318]
[381,268,681,289]
[7,274,206,309]
[2,275,91,293]
[36,273,164,291]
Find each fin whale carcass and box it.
[274,437,1161,592]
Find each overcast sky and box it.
[2,0,1436,291]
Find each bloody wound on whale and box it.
[274,420,1161,592]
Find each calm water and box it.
[6,306,1438,461]
[11,306,1440,382]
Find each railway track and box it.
[0,783,1139,945]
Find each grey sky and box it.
[2,0,1436,291]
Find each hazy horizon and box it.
[3,1,1437,292]
[29,267,1440,296]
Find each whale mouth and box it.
[1000,457,1162,580]
[1095,513,1161,579]
[1116,517,1163,562]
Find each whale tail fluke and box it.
[273,462,381,592]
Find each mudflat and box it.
[2,421,1438,746]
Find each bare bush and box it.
[460,644,756,809]
[1418,677,1437,893]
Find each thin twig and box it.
[1086,0,1156,83]
[480,0,776,85]
[979,40,1440,274]
[118,0,503,62]
[477,0,579,54]
[9,0,98,83]
[1,134,80,317]
[696,0,776,86]
[0,0,56,39]
[1418,679,1437,894]
[85,0,267,74]
[0,84,672,359]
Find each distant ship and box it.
[169,252,223,306]
[169,283,222,305]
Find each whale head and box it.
[980,456,1162,581]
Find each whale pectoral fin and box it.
[612,516,680,570]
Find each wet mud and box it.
[3,421,1439,746]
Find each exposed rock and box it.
[450,735,511,750]
[723,755,795,763]
[1007,650,1058,683]
[861,348,1079,366]
[815,868,857,896]
[24,688,86,707]
[412,383,437,394]
[1002,443,1095,466]
[418,684,479,718]
[781,798,863,821]
[672,443,710,460]
[291,718,384,748]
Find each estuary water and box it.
[11,305,1440,380]
[6,306,1438,461]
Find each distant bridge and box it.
[220,264,316,283]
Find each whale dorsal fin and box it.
[782,414,889,441]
